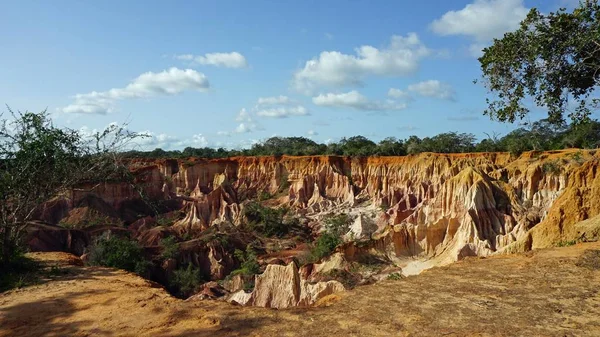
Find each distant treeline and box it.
[124,119,600,159]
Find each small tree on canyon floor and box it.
[0,108,142,269]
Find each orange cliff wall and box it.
[68,150,600,261]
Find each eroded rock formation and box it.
[31,150,600,295]
[228,262,345,308]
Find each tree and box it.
[338,136,377,156]
[405,136,422,155]
[528,119,567,150]
[478,1,600,125]
[475,133,502,152]
[415,132,476,153]
[498,128,534,156]
[87,232,149,275]
[376,137,406,156]
[561,119,600,148]
[0,109,140,267]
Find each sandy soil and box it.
[1,243,600,337]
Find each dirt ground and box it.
[1,242,600,337]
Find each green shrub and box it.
[0,254,39,292]
[324,213,352,237]
[571,150,584,164]
[305,214,353,263]
[156,216,175,227]
[278,171,290,193]
[170,263,202,298]
[244,202,297,237]
[200,232,229,246]
[310,232,342,261]
[87,232,150,276]
[160,236,179,260]
[542,160,561,175]
[387,272,403,281]
[257,190,273,201]
[231,246,260,277]
[556,240,577,247]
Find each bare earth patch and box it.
[2,242,600,336]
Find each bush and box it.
[170,263,202,298]
[257,190,272,201]
[324,213,352,237]
[571,151,584,164]
[305,214,353,263]
[87,232,149,276]
[556,240,577,247]
[278,171,290,193]
[542,160,561,175]
[0,254,39,292]
[310,232,342,261]
[231,246,260,277]
[387,272,403,281]
[160,236,179,260]
[244,202,297,237]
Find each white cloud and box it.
[293,33,430,93]
[219,122,263,135]
[408,80,455,100]
[253,95,309,118]
[235,123,263,133]
[397,126,418,132]
[191,134,209,147]
[175,52,248,68]
[387,88,413,100]
[128,130,183,150]
[307,130,318,136]
[235,108,252,122]
[63,104,113,115]
[62,68,209,114]
[221,107,266,134]
[430,0,527,41]
[80,123,216,150]
[256,106,309,118]
[312,91,407,111]
[235,123,249,133]
[430,0,528,56]
[257,95,290,105]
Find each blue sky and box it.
[0,0,582,150]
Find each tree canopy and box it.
[124,118,600,160]
[478,0,600,125]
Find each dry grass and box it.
[2,243,600,336]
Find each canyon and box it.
[2,149,600,335]
[22,150,600,305]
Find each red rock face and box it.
[36,151,600,266]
